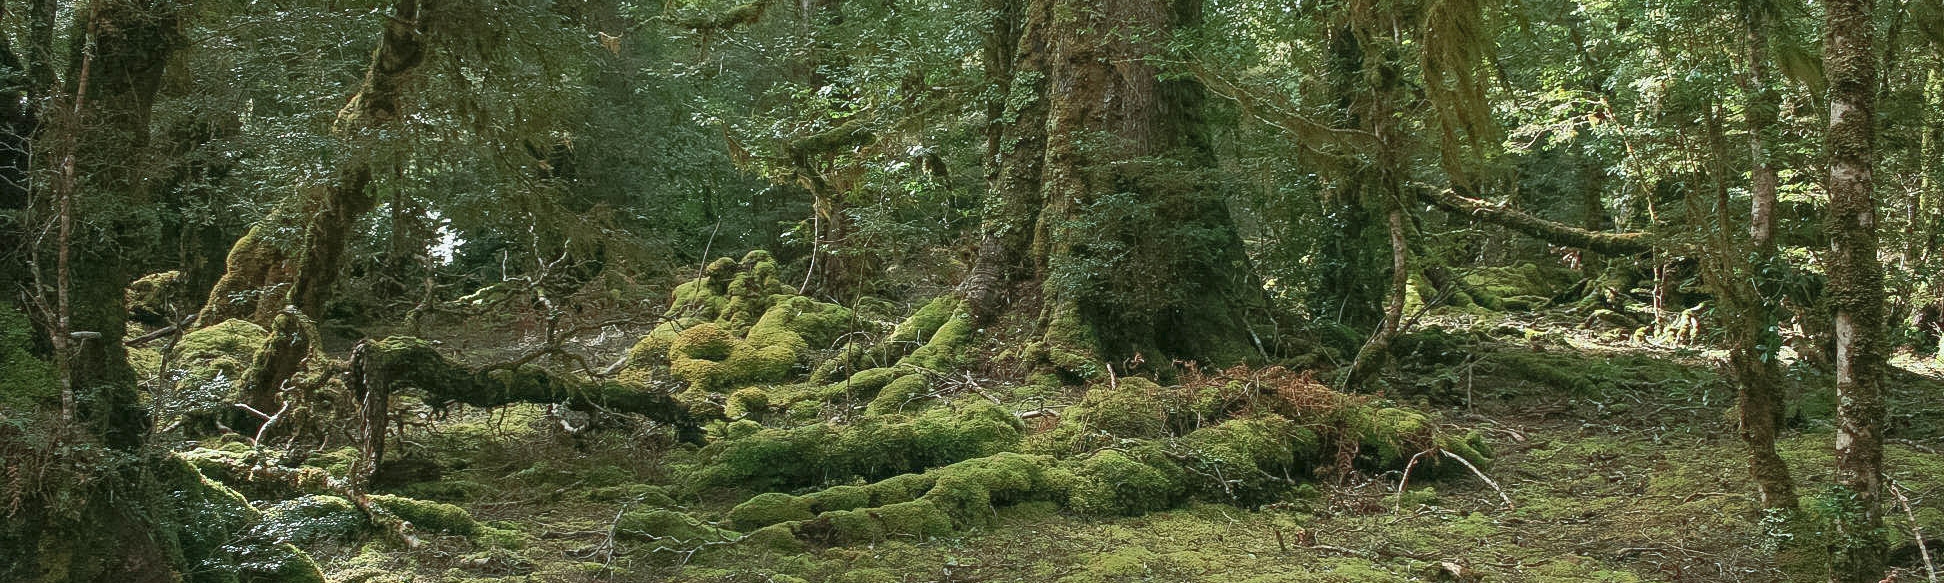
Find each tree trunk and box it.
[1028,0,1266,375]
[1314,24,1387,331]
[1823,0,1888,579]
[62,0,189,449]
[960,0,1047,321]
[1727,2,1798,512]
[200,0,429,328]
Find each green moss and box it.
[1065,449,1184,516]
[369,494,481,536]
[889,296,957,345]
[806,485,872,513]
[616,509,738,544]
[675,323,738,360]
[726,387,771,419]
[729,492,815,530]
[865,373,932,414]
[874,500,954,540]
[1077,378,1169,438]
[1178,415,1314,504]
[899,308,976,371]
[692,402,1023,491]
[742,523,807,553]
[126,270,186,322]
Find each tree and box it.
[199,0,430,329]
[981,0,1270,376]
[1823,0,1888,578]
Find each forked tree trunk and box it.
[200,0,429,328]
[1823,0,1888,579]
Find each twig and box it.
[125,313,198,347]
[1891,479,1940,583]
[1394,449,1431,513]
[1442,449,1513,510]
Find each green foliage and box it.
[0,305,57,411]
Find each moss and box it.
[1177,415,1313,504]
[756,295,855,350]
[126,270,187,323]
[1065,449,1185,516]
[806,485,872,513]
[865,373,932,414]
[918,452,1071,525]
[692,402,1023,491]
[899,308,976,371]
[827,367,900,400]
[616,509,738,544]
[369,494,481,536]
[873,500,954,540]
[729,492,815,530]
[675,323,738,360]
[726,387,771,419]
[584,484,678,506]
[1077,378,1169,438]
[888,296,957,345]
[743,523,806,553]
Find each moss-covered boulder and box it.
[691,401,1024,491]
[728,492,815,530]
[369,494,481,536]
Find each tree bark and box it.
[1029,0,1266,373]
[960,0,1047,322]
[200,0,429,327]
[1722,1,1798,512]
[1823,0,1888,578]
[61,0,189,449]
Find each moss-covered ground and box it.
[138,259,1944,583]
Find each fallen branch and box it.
[1417,187,1654,256]
[1442,449,1513,510]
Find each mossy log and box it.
[1418,187,1654,256]
[349,337,693,423]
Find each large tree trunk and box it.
[200,0,429,328]
[1027,0,1266,375]
[1823,0,1888,579]
[1313,24,1388,331]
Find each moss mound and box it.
[690,401,1025,491]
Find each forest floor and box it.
[265,302,1944,583]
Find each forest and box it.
[1,0,1943,581]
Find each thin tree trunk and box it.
[1731,1,1798,511]
[1824,0,1888,578]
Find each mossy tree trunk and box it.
[1313,24,1389,332]
[200,0,429,328]
[1025,0,1267,373]
[61,0,190,449]
[959,0,1046,322]
[1823,0,1888,579]
[1724,1,1797,512]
